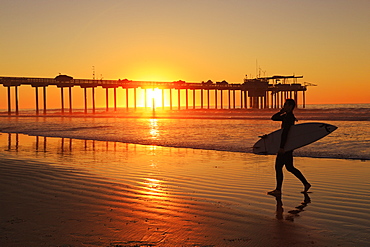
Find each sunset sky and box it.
[1,0,369,108]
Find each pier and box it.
[0,75,308,115]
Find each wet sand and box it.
[0,133,369,246]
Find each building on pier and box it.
[0,74,310,115]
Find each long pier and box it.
[0,75,307,115]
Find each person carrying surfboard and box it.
[268,99,311,196]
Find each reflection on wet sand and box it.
[4,133,118,154]
[1,134,277,246]
[273,193,311,222]
[1,133,369,246]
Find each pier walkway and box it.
[0,75,307,115]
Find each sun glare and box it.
[147,88,163,108]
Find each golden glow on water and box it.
[148,145,158,152]
[141,178,164,197]
[149,119,159,140]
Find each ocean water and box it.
[0,104,369,160]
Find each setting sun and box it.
[147,88,163,108]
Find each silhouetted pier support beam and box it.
[240,91,243,109]
[178,89,181,110]
[193,89,196,109]
[105,88,109,112]
[35,87,39,115]
[227,90,231,109]
[279,92,282,107]
[32,85,48,114]
[60,87,64,114]
[81,87,96,113]
[271,92,274,108]
[215,90,218,109]
[220,90,223,109]
[15,86,19,115]
[274,92,278,108]
[69,87,72,114]
[169,89,172,110]
[152,93,155,112]
[232,90,236,109]
[285,92,289,104]
[200,89,204,109]
[92,87,96,114]
[260,97,263,108]
[84,88,87,114]
[114,88,117,111]
[303,90,306,108]
[126,88,129,111]
[43,86,47,114]
[294,91,298,108]
[244,91,248,109]
[186,89,189,110]
[134,88,137,110]
[264,92,268,109]
[7,87,11,115]
[207,90,210,109]
[5,86,19,115]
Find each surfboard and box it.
[253,122,337,155]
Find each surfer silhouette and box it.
[268,99,311,196]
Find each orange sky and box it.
[1,0,369,109]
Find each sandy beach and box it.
[1,133,369,246]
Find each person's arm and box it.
[271,110,286,121]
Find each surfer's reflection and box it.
[274,193,311,221]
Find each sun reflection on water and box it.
[139,177,168,203]
[144,178,161,191]
[149,119,159,139]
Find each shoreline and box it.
[1,131,369,161]
[1,106,370,121]
[1,134,369,246]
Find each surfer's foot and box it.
[302,183,311,193]
[268,190,281,196]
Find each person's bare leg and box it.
[303,183,311,193]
